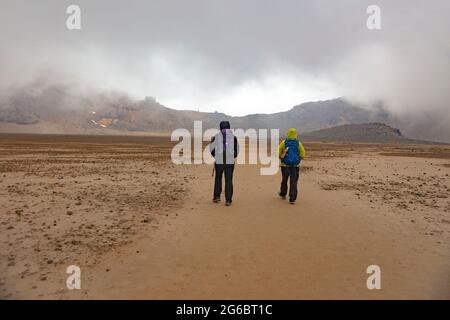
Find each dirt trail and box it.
[2,135,449,299]
[64,163,450,299]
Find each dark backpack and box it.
[283,139,300,166]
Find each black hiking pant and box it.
[280,166,300,202]
[214,164,234,202]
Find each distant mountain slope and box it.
[0,85,396,136]
[230,99,392,134]
[301,123,412,143]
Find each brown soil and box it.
[1,134,449,299]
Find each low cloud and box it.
[0,0,449,141]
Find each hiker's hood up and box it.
[219,121,231,130]
[286,128,297,140]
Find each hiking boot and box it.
[213,197,220,203]
[225,200,232,206]
[278,192,286,199]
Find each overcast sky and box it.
[0,0,449,132]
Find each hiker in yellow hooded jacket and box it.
[277,128,305,204]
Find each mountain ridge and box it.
[0,85,438,143]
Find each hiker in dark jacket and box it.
[210,121,239,206]
[277,128,306,204]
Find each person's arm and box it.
[234,136,239,158]
[277,140,286,159]
[210,136,216,157]
[298,141,305,160]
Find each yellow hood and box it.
[286,128,297,139]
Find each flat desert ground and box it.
[0,133,449,299]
